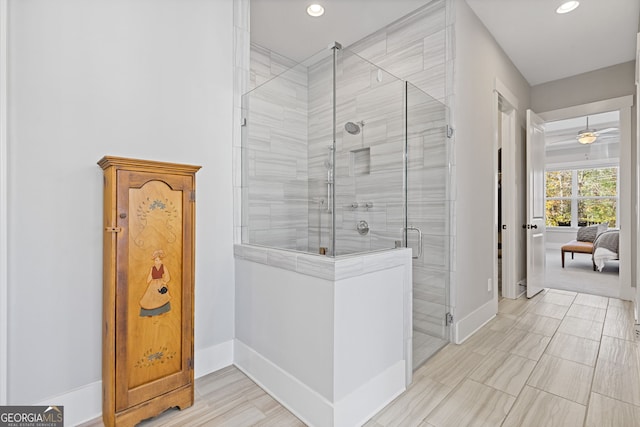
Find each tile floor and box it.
[367,289,640,427]
[81,289,640,426]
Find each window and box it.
[545,167,618,227]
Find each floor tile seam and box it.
[564,314,606,324]
[589,384,640,410]
[458,377,518,407]
[569,301,608,311]
[601,330,636,342]
[523,382,590,407]
[588,345,640,408]
[497,299,545,426]
[589,390,640,410]
[537,351,597,373]
[418,374,476,425]
[498,384,583,427]
[524,337,595,405]
[542,348,599,369]
[511,325,559,338]
[595,354,640,372]
[465,370,525,399]
[557,333,604,344]
[551,329,602,344]
[582,336,606,427]
[540,300,576,308]
[504,341,547,405]
[599,333,640,351]
[517,310,566,323]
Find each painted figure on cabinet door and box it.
[139,249,172,316]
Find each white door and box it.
[526,110,546,298]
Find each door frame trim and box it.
[493,78,520,308]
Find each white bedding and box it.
[593,247,618,272]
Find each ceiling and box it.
[250,0,433,63]
[465,0,639,85]
[250,0,639,86]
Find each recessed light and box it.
[307,4,325,17]
[556,1,580,14]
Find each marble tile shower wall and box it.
[243,44,310,250]
[305,0,451,337]
[349,1,451,339]
[307,53,408,255]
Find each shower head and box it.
[344,121,361,135]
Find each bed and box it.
[592,229,619,271]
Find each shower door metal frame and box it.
[329,42,341,257]
[403,81,451,374]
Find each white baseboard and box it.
[195,339,234,379]
[234,339,405,427]
[517,279,527,298]
[453,298,496,344]
[333,360,405,427]
[35,380,102,427]
[30,340,234,426]
[234,339,332,427]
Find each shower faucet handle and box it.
[351,202,359,208]
[365,202,373,209]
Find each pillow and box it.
[597,222,609,237]
[577,222,608,242]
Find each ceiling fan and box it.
[576,116,617,144]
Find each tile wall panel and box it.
[243,43,309,251]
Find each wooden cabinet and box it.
[98,156,201,426]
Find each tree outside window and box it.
[546,167,618,227]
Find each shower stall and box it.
[236,42,451,425]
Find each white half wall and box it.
[234,247,411,427]
[5,0,235,410]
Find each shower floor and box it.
[413,329,448,370]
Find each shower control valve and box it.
[357,220,370,235]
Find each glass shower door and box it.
[405,82,450,369]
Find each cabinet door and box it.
[114,169,194,411]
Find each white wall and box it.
[6,0,234,407]
[452,0,530,337]
[531,61,636,113]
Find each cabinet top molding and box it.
[97,156,202,174]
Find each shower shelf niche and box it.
[349,147,370,176]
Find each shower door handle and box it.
[405,226,423,259]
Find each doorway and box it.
[543,111,621,297]
[500,96,634,301]
[493,83,527,307]
[538,97,633,301]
